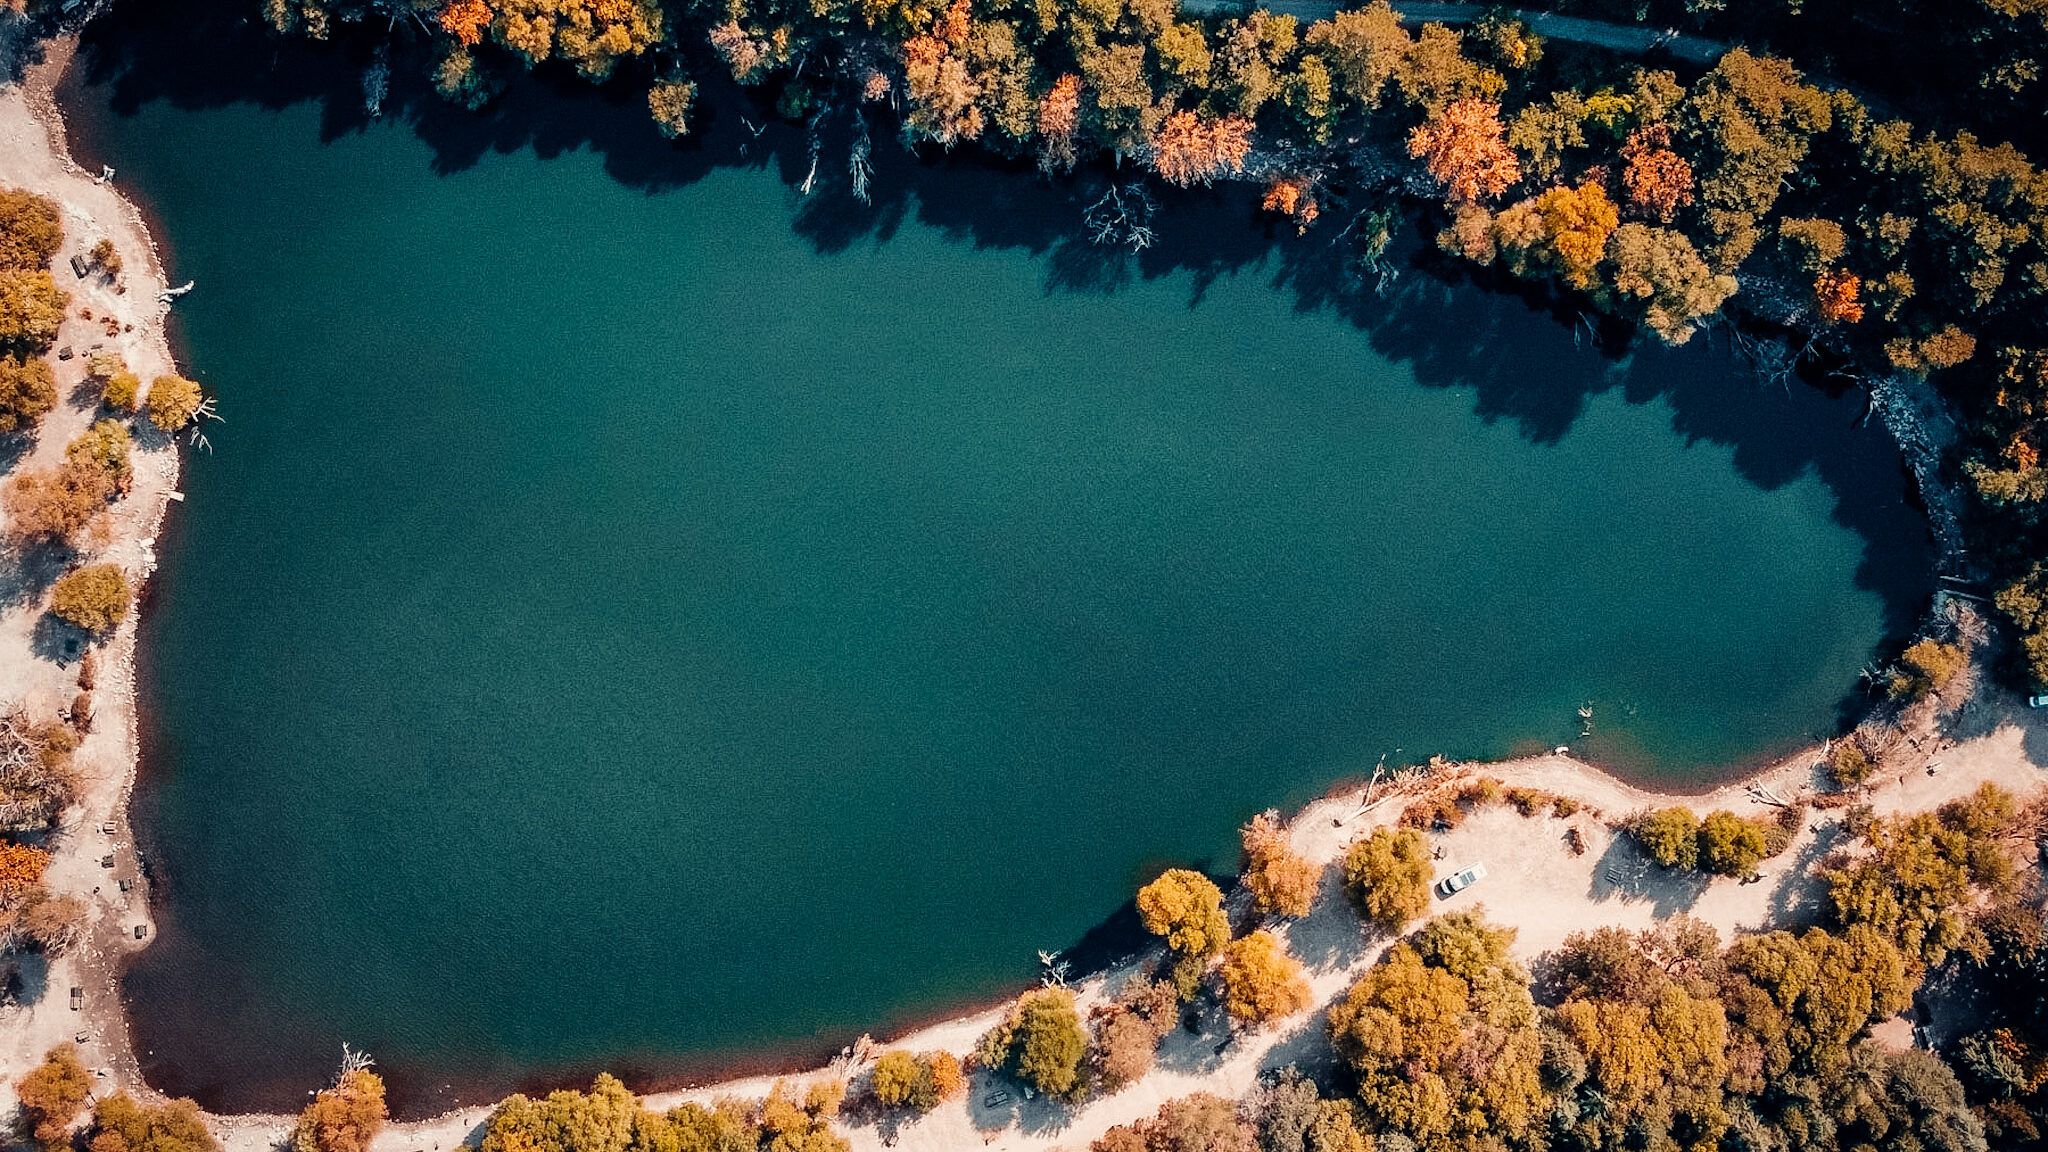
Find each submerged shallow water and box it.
[70,9,1930,1116]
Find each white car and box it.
[1438,862,1488,897]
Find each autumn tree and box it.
[4,461,112,546]
[84,1094,220,1152]
[49,564,130,634]
[0,270,67,353]
[0,353,56,433]
[1303,3,1409,113]
[292,1068,387,1152]
[438,0,490,44]
[1093,1093,1255,1152]
[647,81,695,138]
[492,0,664,79]
[67,420,133,493]
[87,352,139,412]
[1620,124,1693,223]
[483,1075,640,1152]
[1599,223,1737,344]
[1683,49,1832,271]
[1494,182,1618,289]
[0,841,49,901]
[1829,739,1873,788]
[1241,811,1318,919]
[1342,826,1430,934]
[0,191,63,272]
[15,1043,89,1148]
[1036,74,1081,172]
[1815,269,1865,324]
[1218,930,1312,1025]
[1408,99,1520,204]
[1889,638,1967,700]
[1137,868,1230,993]
[869,1050,959,1112]
[1149,112,1252,187]
[1824,783,2015,965]
[147,374,204,432]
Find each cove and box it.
[68,12,1930,1117]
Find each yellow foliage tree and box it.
[1241,811,1319,918]
[1217,930,1312,1025]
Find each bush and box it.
[1829,740,1873,788]
[0,190,63,271]
[5,461,114,545]
[1343,826,1433,935]
[146,374,203,431]
[1629,807,1701,868]
[1217,930,1313,1025]
[15,1044,90,1148]
[1505,787,1553,816]
[66,419,133,492]
[1089,1007,1161,1092]
[50,564,130,633]
[1697,810,1770,877]
[1400,794,1463,831]
[1241,811,1319,919]
[91,239,122,276]
[291,1069,386,1152]
[0,353,56,433]
[1552,795,1582,818]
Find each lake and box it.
[68,6,1930,1116]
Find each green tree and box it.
[1698,810,1770,877]
[868,1050,922,1108]
[482,1074,637,1152]
[1342,826,1431,934]
[15,1044,90,1148]
[981,987,1086,1098]
[1630,807,1701,868]
[50,564,130,634]
[1889,639,1967,700]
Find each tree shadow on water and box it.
[72,0,1932,638]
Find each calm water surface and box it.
[69,21,1929,1116]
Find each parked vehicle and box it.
[1438,862,1488,897]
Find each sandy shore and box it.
[0,18,179,1115]
[0,25,2042,1152]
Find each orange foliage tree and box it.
[1240,811,1319,918]
[1816,269,1865,324]
[1497,181,1617,288]
[1217,930,1313,1025]
[291,1069,387,1152]
[1408,98,1520,204]
[0,842,49,899]
[1261,176,1319,231]
[1149,111,1253,187]
[1621,125,1694,223]
[16,1044,90,1148]
[438,0,492,45]
[1037,74,1081,172]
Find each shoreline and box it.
[0,22,2012,1152]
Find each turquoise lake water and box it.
[68,10,1930,1115]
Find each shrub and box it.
[1505,787,1552,816]
[0,353,56,433]
[1342,826,1432,934]
[1697,810,1770,877]
[1217,930,1313,1025]
[50,564,130,634]
[1094,1093,1254,1152]
[0,190,62,271]
[1629,807,1701,868]
[15,1044,90,1148]
[1829,740,1873,788]
[291,1069,386,1152]
[5,461,114,545]
[1400,794,1463,830]
[1089,1006,1160,1092]
[1241,811,1319,919]
[146,374,203,431]
[1552,795,1581,818]
[91,239,122,276]
[66,419,133,493]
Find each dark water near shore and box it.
[68,2,1930,1117]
